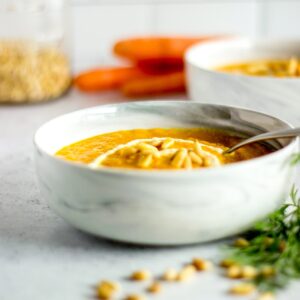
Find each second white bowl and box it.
[186,38,300,125]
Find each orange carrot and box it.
[113,36,223,62]
[121,71,186,97]
[137,58,184,74]
[74,66,145,92]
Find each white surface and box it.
[1,89,300,299]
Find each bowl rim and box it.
[34,101,299,178]
[185,37,300,81]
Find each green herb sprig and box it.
[223,185,300,293]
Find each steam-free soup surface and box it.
[56,128,273,170]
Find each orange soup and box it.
[56,128,273,170]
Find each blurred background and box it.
[72,0,300,70]
[1,0,300,102]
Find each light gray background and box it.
[2,1,300,298]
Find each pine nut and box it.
[131,269,151,281]
[138,154,153,168]
[203,156,214,167]
[220,259,238,268]
[161,138,174,149]
[241,265,257,279]
[159,149,178,157]
[226,265,242,279]
[260,266,275,277]
[147,282,162,294]
[120,147,138,156]
[177,265,196,281]
[257,292,275,300]
[229,283,256,295]
[171,149,187,168]
[189,151,203,165]
[183,155,192,169]
[125,294,146,300]
[151,140,162,147]
[288,57,298,76]
[137,143,158,154]
[192,258,213,271]
[162,268,178,281]
[96,280,120,299]
[234,238,250,248]
[194,141,203,156]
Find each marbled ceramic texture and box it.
[34,102,298,245]
[186,38,300,126]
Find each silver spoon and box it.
[224,127,300,154]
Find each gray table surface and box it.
[1,90,299,300]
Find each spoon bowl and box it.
[225,127,300,154]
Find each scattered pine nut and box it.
[147,282,162,294]
[226,265,242,279]
[220,259,238,268]
[234,238,250,248]
[125,294,146,300]
[241,265,257,279]
[177,265,197,281]
[229,283,256,295]
[131,270,151,281]
[96,280,120,299]
[257,292,275,300]
[162,268,178,281]
[192,258,213,271]
[260,266,275,277]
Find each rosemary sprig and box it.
[223,185,300,293]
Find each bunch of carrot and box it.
[74,36,222,98]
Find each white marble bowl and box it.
[34,101,298,245]
[186,38,300,125]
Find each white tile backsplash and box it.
[72,4,153,70]
[263,0,300,38]
[154,2,258,35]
[71,0,300,68]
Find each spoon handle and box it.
[225,127,300,154]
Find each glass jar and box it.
[0,0,71,103]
